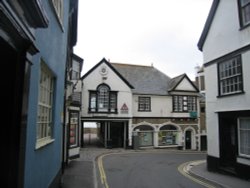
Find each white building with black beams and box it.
[81,58,201,150]
[198,0,250,179]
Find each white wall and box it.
[82,62,133,118]
[203,0,250,63]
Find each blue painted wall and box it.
[24,1,70,187]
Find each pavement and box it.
[61,147,250,188]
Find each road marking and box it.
[178,161,216,188]
[97,150,206,188]
[98,153,110,188]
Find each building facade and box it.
[81,58,201,150]
[198,0,250,179]
[1,0,80,187]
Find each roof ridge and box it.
[111,62,152,68]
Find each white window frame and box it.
[51,0,63,24]
[218,55,243,96]
[238,117,250,158]
[36,61,55,149]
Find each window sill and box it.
[35,138,55,150]
[217,91,245,98]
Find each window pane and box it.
[239,118,250,156]
[37,62,54,141]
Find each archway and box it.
[133,125,154,147]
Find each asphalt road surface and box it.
[102,151,206,188]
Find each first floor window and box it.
[238,118,250,157]
[239,0,250,27]
[138,97,151,111]
[173,96,197,112]
[88,84,117,113]
[37,62,54,144]
[218,55,243,96]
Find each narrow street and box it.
[99,151,206,188]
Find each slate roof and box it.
[111,63,171,95]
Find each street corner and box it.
[178,160,224,188]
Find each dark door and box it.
[185,130,192,149]
[200,136,207,151]
[219,114,237,170]
[110,122,124,148]
[1,38,27,187]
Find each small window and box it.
[238,118,250,157]
[36,61,55,147]
[239,0,250,27]
[69,112,79,147]
[218,55,243,96]
[138,97,151,111]
[71,60,80,80]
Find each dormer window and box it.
[89,84,117,113]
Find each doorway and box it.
[219,113,237,171]
[185,130,192,149]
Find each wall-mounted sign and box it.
[120,103,129,114]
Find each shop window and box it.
[134,125,154,146]
[158,125,179,146]
[69,112,79,147]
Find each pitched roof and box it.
[111,63,171,95]
[168,73,199,92]
[81,58,134,89]
[168,74,186,91]
[197,0,220,51]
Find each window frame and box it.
[51,0,64,26]
[217,55,244,97]
[36,61,55,149]
[173,95,197,112]
[138,97,151,112]
[88,84,118,113]
[238,0,250,28]
[238,117,250,158]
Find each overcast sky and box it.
[74,0,212,80]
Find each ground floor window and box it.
[134,125,154,146]
[238,117,250,157]
[158,125,179,146]
[138,132,153,146]
[69,112,79,147]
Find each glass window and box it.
[88,84,117,113]
[218,55,243,96]
[69,112,79,147]
[37,61,54,144]
[239,0,250,27]
[71,61,80,80]
[158,125,179,146]
[173,96,197,112]
[238,118,250,157]
[138,97,151,111]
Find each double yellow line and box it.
[97,154,110,188]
